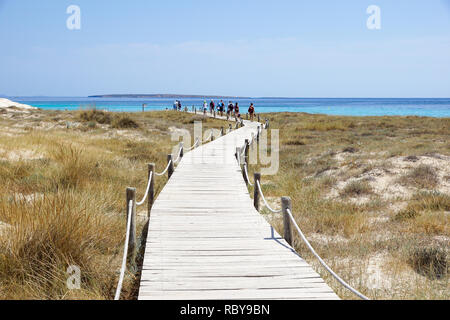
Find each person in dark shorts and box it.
[227,101,233,116]
[248,103,255,121]
[218,100,224,116]
[234,102,240,120]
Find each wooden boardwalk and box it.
[138,119,339,300]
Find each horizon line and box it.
[4,95,450,100]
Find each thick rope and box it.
[240,146,246,157]
[136,172,153,206]
[256,180,282,213]
[243,164,253,186]
[202,132,213,143]
[286,208,370,300]
[114,200,133,300]
[185,138,199,151]
[154,160,172,176]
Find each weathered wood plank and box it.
[138,118,339,300]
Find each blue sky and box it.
[1,0,449,97]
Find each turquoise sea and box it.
[11,97,450,118]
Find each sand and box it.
[321,151,450,207]
[0,98,37,112]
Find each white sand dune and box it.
[0,98,37,111]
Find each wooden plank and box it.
[138,118,339,300]
[139,289,339,300]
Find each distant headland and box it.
[88,94,250,99]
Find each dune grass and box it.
[1,108,448,300]
[247,112,449,299]
[0,109,228,299]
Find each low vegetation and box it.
[398,165,439,189]
[1,108,448,300]
[340,180,373,197]
[0,108,227,299]
[247,112,449,299]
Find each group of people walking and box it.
[173,100,183,111]
[173,99,256,121]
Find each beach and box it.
[9,97,450,118]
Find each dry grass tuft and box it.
[49,143,102,189]
[78,110,139,129]
[395,192,450,221]
[111,115,139,129]
[409,246,448,280]
[340,180,373,197]
[398,165,439,189]
[78,109,111,125]
[0,190,123,299]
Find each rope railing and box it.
[185,138,199,151]
[286,208,370,300]
[256,180,282,214]
[114,123,235,300]
[234,120,369,300]
[172,144,184,164]
[243,164,253,186]
[136,172,153,206]
[154,159,172,176]
[202,131,213,143]
[114,200,133,300]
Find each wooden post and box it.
[211,135,215,142]
[258,114,260,122]
[254,173,261,211]
[126,187,137,264]
[282,197,293,246]
[179,142,184,159]
[229,124,232,131]
[242,162,249,186]
[244,139,249,163]
[194,107,197,114]
[246,113,249,120]
[235,122,239,129]
[214,110,216,118]
[257,126,260,142]
[167,154,174,179]
[147,163,155,217]
[265,119,269,129]
[221,127,224,136]
[235,147,241,164]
